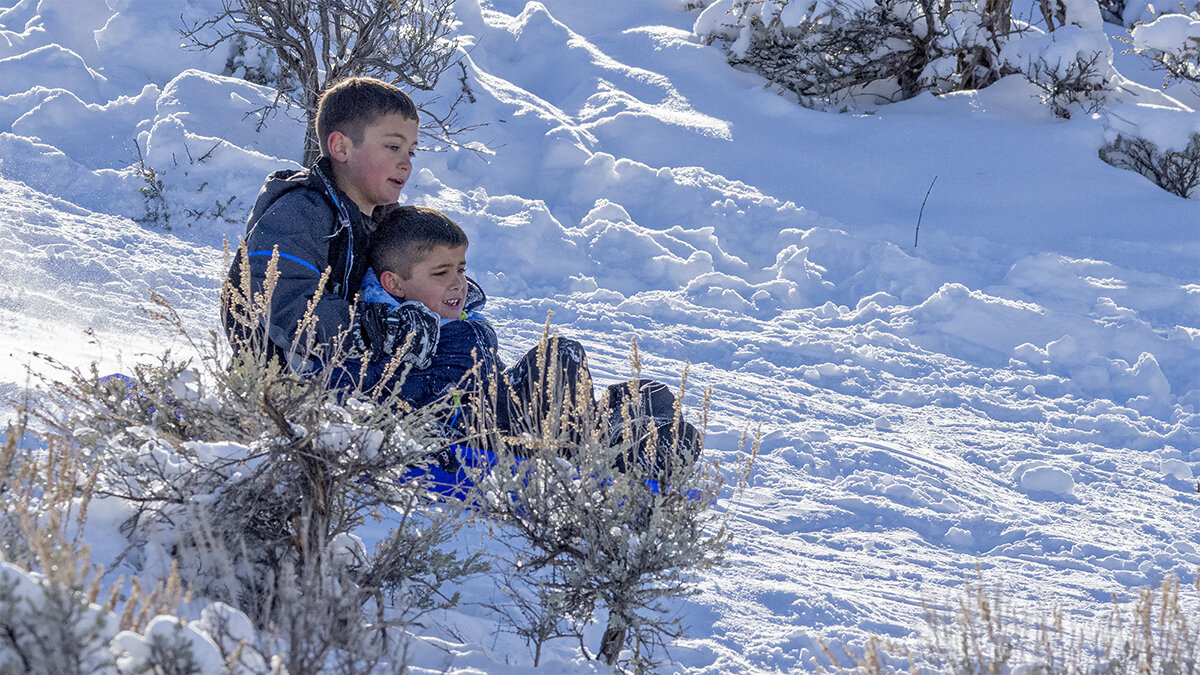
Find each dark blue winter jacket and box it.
[223,157,372,368]
[360,270,502,408]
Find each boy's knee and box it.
[551,337,585,360]
[603,378,676,421]
[603,378,702,478]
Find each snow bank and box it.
[0,561,238,674]
[0,0,1197,672]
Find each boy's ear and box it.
[327,131,353,162]
[379,270,405,298]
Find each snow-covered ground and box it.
[0,0,1197,671]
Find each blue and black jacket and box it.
[223,157,373,364]
[360,270,502,407]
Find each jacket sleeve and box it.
[241,189,352,353]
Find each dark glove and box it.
[349,301,440,369]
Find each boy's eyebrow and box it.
[423,258,466,270]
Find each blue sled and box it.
[403,444,703,503]
[402,444,490,502]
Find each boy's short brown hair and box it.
[371,205,468,278]
[316,77,418,157]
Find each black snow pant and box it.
[492,337,700,478]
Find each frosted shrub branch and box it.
[695,0,1113,116]
[181,0,480,164]
[20,248,482,672]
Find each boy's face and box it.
[328,112,419,215]
[382,244,469,320]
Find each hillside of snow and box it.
[0,0,1198,671]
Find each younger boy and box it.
[363,206,702,477]
[222,77,436,374]
[359,204,502,408]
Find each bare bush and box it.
[181,0,477,164]
[30,249,485,672]
[1100,133,1200,199]
[822,567,1200,673]
[1023,51,1109,118]
[468,336,751,670]
[483,562,587,667]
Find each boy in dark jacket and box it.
[222,77,437,377]
[364,206,702,477]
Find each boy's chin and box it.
[441,301,465,319]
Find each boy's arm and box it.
[348,268,440,367]
[241,189,350,353]
[351,300,440,368]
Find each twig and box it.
[914,175,937,248]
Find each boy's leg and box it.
[495,337,594,451]
[602,378,701,480]
[388,320,503,444]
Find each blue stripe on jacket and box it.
[247,250,321,274]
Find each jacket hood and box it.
[247,157,364,236]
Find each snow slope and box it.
[0,0,1198,671]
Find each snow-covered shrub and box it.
[127,138,173,229]
[222,34,283,88]
[34,264,482,671]
[0,420,226,674]
[695,0,1008,108]
[0,557,244,675]
[1115,0,1200,30]
[0,429,120,673]
[470,339,746,670]
[695,0,1025,108]
[0,559,117,673]
[1100,132,1200,198]
[1125,10,1200,92]
[0,557,255,675]
[1018,50,1110,117]
[1001,0,1116,118]
[695,0,1114,116]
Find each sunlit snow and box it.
[0,0,1197,672]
